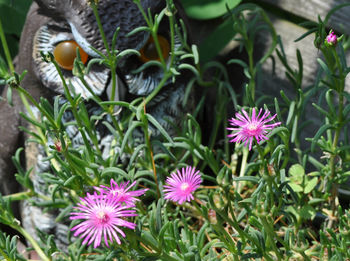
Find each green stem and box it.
[255,142,266,174]
[131,232,179,261]
[0,17,14,73]
[223,105,229,161]
[141,108,160,198]
[143,72,171,106]
[3,191,34,201]
[256,142,275,209]
[110,63,118,106]
[0,33,62,170]
[328,91,343,222]
[133,0,152,28]
[327,47,345,223]
[90,1,125,126]
[16,86,61,171]
[259,215,283,260]
[191,200,206,218]
[90,1,120,120]
[242,24,256,103]
[332,47,344,93]
[78,75,126,141]
[10,225,50,261]
[134,0,175,70]
[0,248,11,261]
[16,86,57,128]
[247,46,255,101]
[89,0,137,158]
[151,32,166,67]
[237,147,249,194]
[228,210,274,261]
[211,193,274,258]
[90,1,111,56]
[62,149,95,186]
[167,2,176,68]
[53,62,102,156]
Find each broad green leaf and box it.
[120,121,143,154]
[308,198,325,205]
[180,0,241,20]
[198,18,237,62]
[286,205,299,219]
[304,177,318,194]
[0,1,32,35]
[232,176,260,183]
[288,183,303,193]
[101,167,129,179]
[300,205,316,220]
[288,164,305,184]
[0,55,8,79]
[0,34,18,59]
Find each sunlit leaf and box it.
[198,18,237,62]
[288,164,304,183]
[180,0,241,20]
[304,177,318,194]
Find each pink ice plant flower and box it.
[164,166,202,204]
[96,180,148,206]
[326,30,338,46]
[227,108,281,151]
[70,192,137,248]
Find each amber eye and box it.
[53,40,88,70]
[139,35,170,63]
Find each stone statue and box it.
[1,0,192,250]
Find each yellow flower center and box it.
[246,122,260,136]
[180,182,189,191]
[247,122,258,131]
[97,211,109,223]
[111,189,124,196]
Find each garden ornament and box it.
[1,0,192,250]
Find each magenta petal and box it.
[227,108,281,150]
[163,166,202,204]
[69,191,138,248]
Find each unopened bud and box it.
[54,140,62,152]
[325,30,338,47]
[14,218,21,226]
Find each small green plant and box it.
[0,0,350,260]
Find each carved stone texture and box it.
[0,87,22,195]
[12,0,193,251]
[256,15,350,148]
[260,0,350,35]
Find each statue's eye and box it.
[53,40,88,70]
[139,35,170,63]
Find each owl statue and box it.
[1,0,194,250]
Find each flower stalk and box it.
[10,224,50,261]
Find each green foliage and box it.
[0,0,32,58]
[180,0,241,20]
[286,164,318,194]
[0,232,26,261]
[0,0,350,260]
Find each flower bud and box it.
[54,140,62,152]
[325,30,338,47]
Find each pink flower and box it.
[164,166,202,204]
[326,30,337,46]
[96,180,148,206]
[227,108,281,151]
[70,192,137,248]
